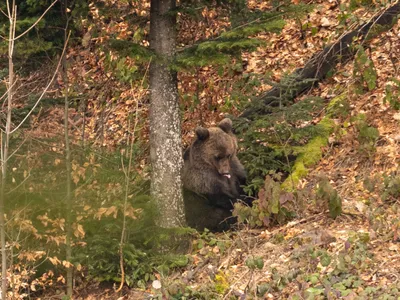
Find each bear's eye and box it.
[215,155,223,161]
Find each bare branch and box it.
[6,0,11,19]
[12,0,58,41]
[4,137,26,162]
[0,7,8,18]
[0,78,18,109]
[6,173,30,195]
[10,32,71,134]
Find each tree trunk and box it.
[62,1,73,296]
[149,0,186,228]
[62,39,73,300]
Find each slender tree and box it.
[0,2,16,298]
[149,0,186,228]
[0,1,66,296]
[60,1,75,297]
[62,33,73,300]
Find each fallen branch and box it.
[241,3,400,119]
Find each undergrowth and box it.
[7,138,194,292]
[233,93,349,225]
[236,96,328,196]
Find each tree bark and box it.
[149,0,186,228]
[241,3,400,119]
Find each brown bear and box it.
[182,118,246,231]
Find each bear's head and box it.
[193,118,237,178]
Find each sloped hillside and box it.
[4,0,400,299]
[121,2,400,299]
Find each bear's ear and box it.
[218,118,232,133]
[195,127,210,140]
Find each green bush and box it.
[352,113,379,156]
[233,175,296,227]
[236,96,328,196]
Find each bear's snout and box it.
[217,160,231,177]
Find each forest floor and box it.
[32,1,400,299]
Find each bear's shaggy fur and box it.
[182,118,246,231]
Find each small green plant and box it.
[364,170,400,202]
[233,175,296,227]
[163,281,219,299]
[384,78,400,110]
[214,271,229,294]
[353,46,377,93]
[316,177,342,219]
[245,255,264,270]
[349,0,373,10]
[363,171,400,238]
[194,229,231,254]
[300,235,373,298]
[363,173,381,192]
[257,267,293,296]
[352,113,379,156]
[326,94,350,119]
[382,173,400,201]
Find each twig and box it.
[6,173,30,195]
[181,257,210,282]
[269,212,325,235]
[222,270,250,300]
[9,32,71,134]
[0,78,18,105]
[12,0,58,41]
